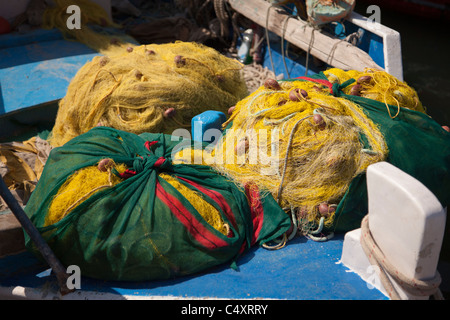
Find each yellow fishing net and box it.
[210,78,388,232]
[45,162,127,226]
[42,0,248,147]
[48,41,248,147]
[323,68,426,115]
[172,148,211,166]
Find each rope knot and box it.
[132,155,169,173]
[296,76,355,97]
[117,141,172,179]
[331,82,341,97]
[332,79,355,97]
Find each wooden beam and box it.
[228,0,382,71]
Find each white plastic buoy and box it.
[341,161,446,299]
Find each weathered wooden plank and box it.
[228,0,382,71]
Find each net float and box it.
[349,84,362,96]
[357,75,373,84]
[98,158,114,172]
[264,78,281,90]
[164,107,176,118]
[235,138,249,156]
[313,113,326,129]
[174,55,186,67]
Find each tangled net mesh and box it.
[323,68,426,115]
[208,67,427,234]
[42,0,248,147]
[210,77,389,233]
[48,42,248,147]
[45,163,127,226]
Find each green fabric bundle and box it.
[24,127,290,281]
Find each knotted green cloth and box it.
[24,127,290,281]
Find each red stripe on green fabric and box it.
[155,181,229,249]
[176,176,238,230]
[153,157,166,167]
[245,185,264,246]
[297,76,334,94]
